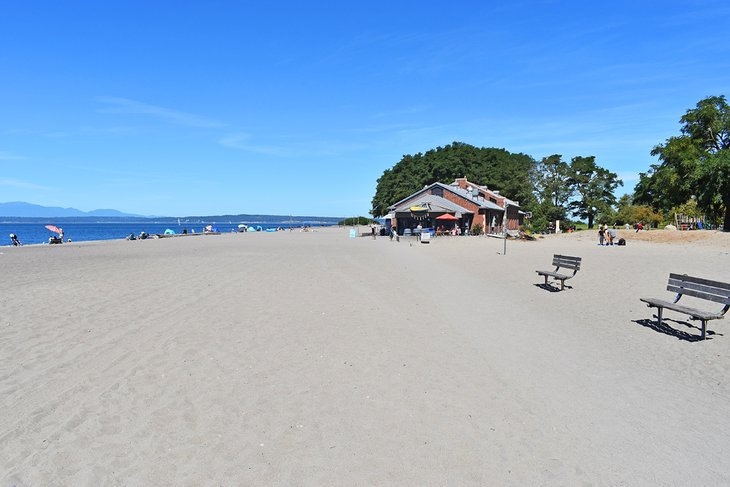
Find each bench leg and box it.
[700,320,706,340]
[657,307,663,326]
[560,279,565,291]
[544,275,548,286]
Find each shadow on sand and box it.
[534,283,572,293]
[632,317,721,342]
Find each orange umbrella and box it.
[435,213,458,220]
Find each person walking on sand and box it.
[371,223,376,239]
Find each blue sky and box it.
[1,1,728,217]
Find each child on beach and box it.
[9,233,21,246]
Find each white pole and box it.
[503,205,508,255]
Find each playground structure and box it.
[674,213,709,230]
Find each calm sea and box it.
[1,220,332,246]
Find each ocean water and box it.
[1,221,331,246]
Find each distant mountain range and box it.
[0,202,345,224]
[0,202,143,218]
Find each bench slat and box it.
[552,255,581,270]
[553,254,583,262]
[666,286,730,305]
[669,273,730,292]
[667,278,730,295]
[536,270,569,279]
[640,297,725,321]
[554,255,581,262]
[667,280,730,304]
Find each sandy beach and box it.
[1,227,730,486]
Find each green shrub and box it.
[339,216,376,226]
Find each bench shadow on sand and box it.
[632,317,722,342]
[533,283,573,293]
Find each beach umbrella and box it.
[45,224,62,234]
[435,213,458,220]
[164,229,175,234]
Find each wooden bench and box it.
[536,254,582,291]
[640,274,730,340]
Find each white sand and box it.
[2,228,730,485]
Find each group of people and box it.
[8,228,67,246]
[598,224,622,246]
[127,232,149,240]
[48,227,65,244]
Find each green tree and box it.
[370,142,536,216]
[638,95,730,229]
[615,194,663,227]
[567,156,623,229]
[339,216,376,226]
[531,154,572,225]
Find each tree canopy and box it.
[370,142,535,216]
[530,154,572,226]
[568,156,622,229]
[634,95,729,229]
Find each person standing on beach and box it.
[598,225,605,245]
[608,227,617,245]
[371,223,376,239]
[59,228,64,243]
[9,233,22,246]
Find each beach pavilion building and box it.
[386,177,523,236]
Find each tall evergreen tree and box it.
[568,156,623,229]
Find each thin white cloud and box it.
[0,152,25,160]
[219,133,293,156]
[97,97,227,128]
[0,178,49,190]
